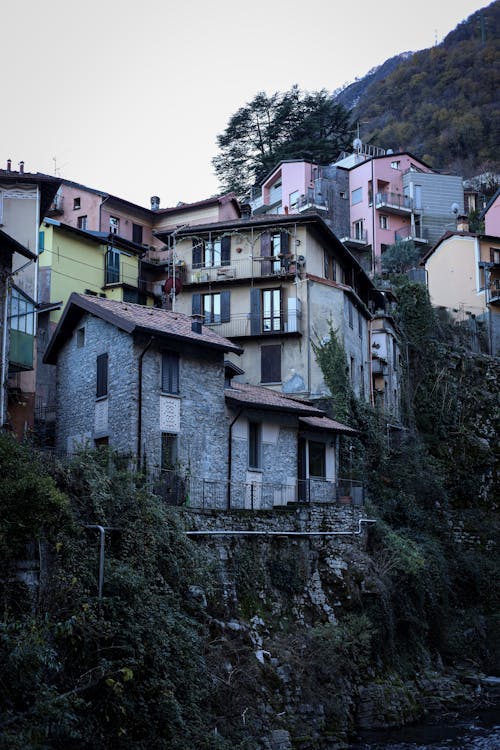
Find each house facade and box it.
[153,213,378,403]
[422,228,500,355]
[44,294,359,509]
[0,163,60,436]
[48,179,241,251]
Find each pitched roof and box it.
[154,193,240,216]
[224,382,323,416]
[299,415,358,435]
[44,293,242,364]
[0,169,61,222]
[421,230,500,264]
[43,218,145,255]
[0,228,37,261]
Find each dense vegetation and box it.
[213,86,353,198]
[0,282,498,747]
[335,1,500,178]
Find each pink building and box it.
[251,145,465,275]
[483,187,500,236]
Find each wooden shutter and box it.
[162,351,179,394]
[96,353,108,398]
[221,236,231,267]
[261,344,281,383]
[250,288,261,335]
[280,231,289,255]
[220,291,231,323]
[192,293,202,317]
[192,238,202,268]
[260,232,272,275]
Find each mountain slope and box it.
[333,1,500,177]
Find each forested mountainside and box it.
[333,0,500,177]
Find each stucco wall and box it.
[426,235,486,316]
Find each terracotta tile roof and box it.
[225,382,322,415]
[44,293,242,364]
[299,415,358,434]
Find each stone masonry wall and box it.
[55,313,136,454]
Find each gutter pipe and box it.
[186,518,377,537]
[227,407,243,510]
[137,336,154,470]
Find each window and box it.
[76,327,85,348]
[161,351,179,394]
[262,289,282,332]
[261,343,281,383]
[390,160,400,170]
[204,239,221,268]
[193,291,230,325]
[353,219,364,240]
[38,230,44,252]
[350,356,355,385]
[490,248,500,264]
[358,313,363,339]
[96,353,108,399]
[309,441,325,478]
[73,197,81,210]
[379,215,388,230]
[259,231,290,275]
[192,236,230,269]
[248,421,261,469]
[351,187,363,205]
[347,299,353,328]
[105,247,120,284]
[161,432,178,470]
[203,292,221,324]
[289,190,299,209]
[109,216,120,234]
[132,223,143,244]
[324,253,336,281]
[78,215,88,230]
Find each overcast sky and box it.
[2,0,490,208]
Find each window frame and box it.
[73,197,81,210]
[109,216,120,234]
[161,350,180,395]
[262,288,282,332]
[351,187,363,205]
[248,421,262,469]
[96,353,108,399]
[77,215,88,230]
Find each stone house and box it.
[44,294,359,509]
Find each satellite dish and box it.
[451,202,460,215]
[353,137,362,152]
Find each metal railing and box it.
[183,255,297,284]
[375,192,412,211]
[150,472,364,510]
[203,311,302,338]
[394,227,428,243]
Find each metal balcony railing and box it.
[375,192,412,212]
[150,472,364,510]
[182,255,297,284]
[203,310,302,338]
[394,227,428,243]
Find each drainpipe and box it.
[227,407,243,510]
[186,518,377,537]
[0,276,10,427]
[137,336,154,470]
[306,279,311,396]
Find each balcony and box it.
[296,188,328,213]
[340,230,369,248]
[375,192,412,215]
[204,305,302,339]
[394,227,428,245]
[150,472,364,510]
[183,255,297,285]
[487,278,500,305]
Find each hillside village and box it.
[1,145,499,505]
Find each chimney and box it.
[150,196,160,211]
[191,316,203,334]
[6,159,11,172]
[456,214,469,232]
[19,161,24,174]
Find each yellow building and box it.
[422,229,500,354]
[36,219,154,443]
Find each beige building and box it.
[153,214,380,404]
[422,228,500,354]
